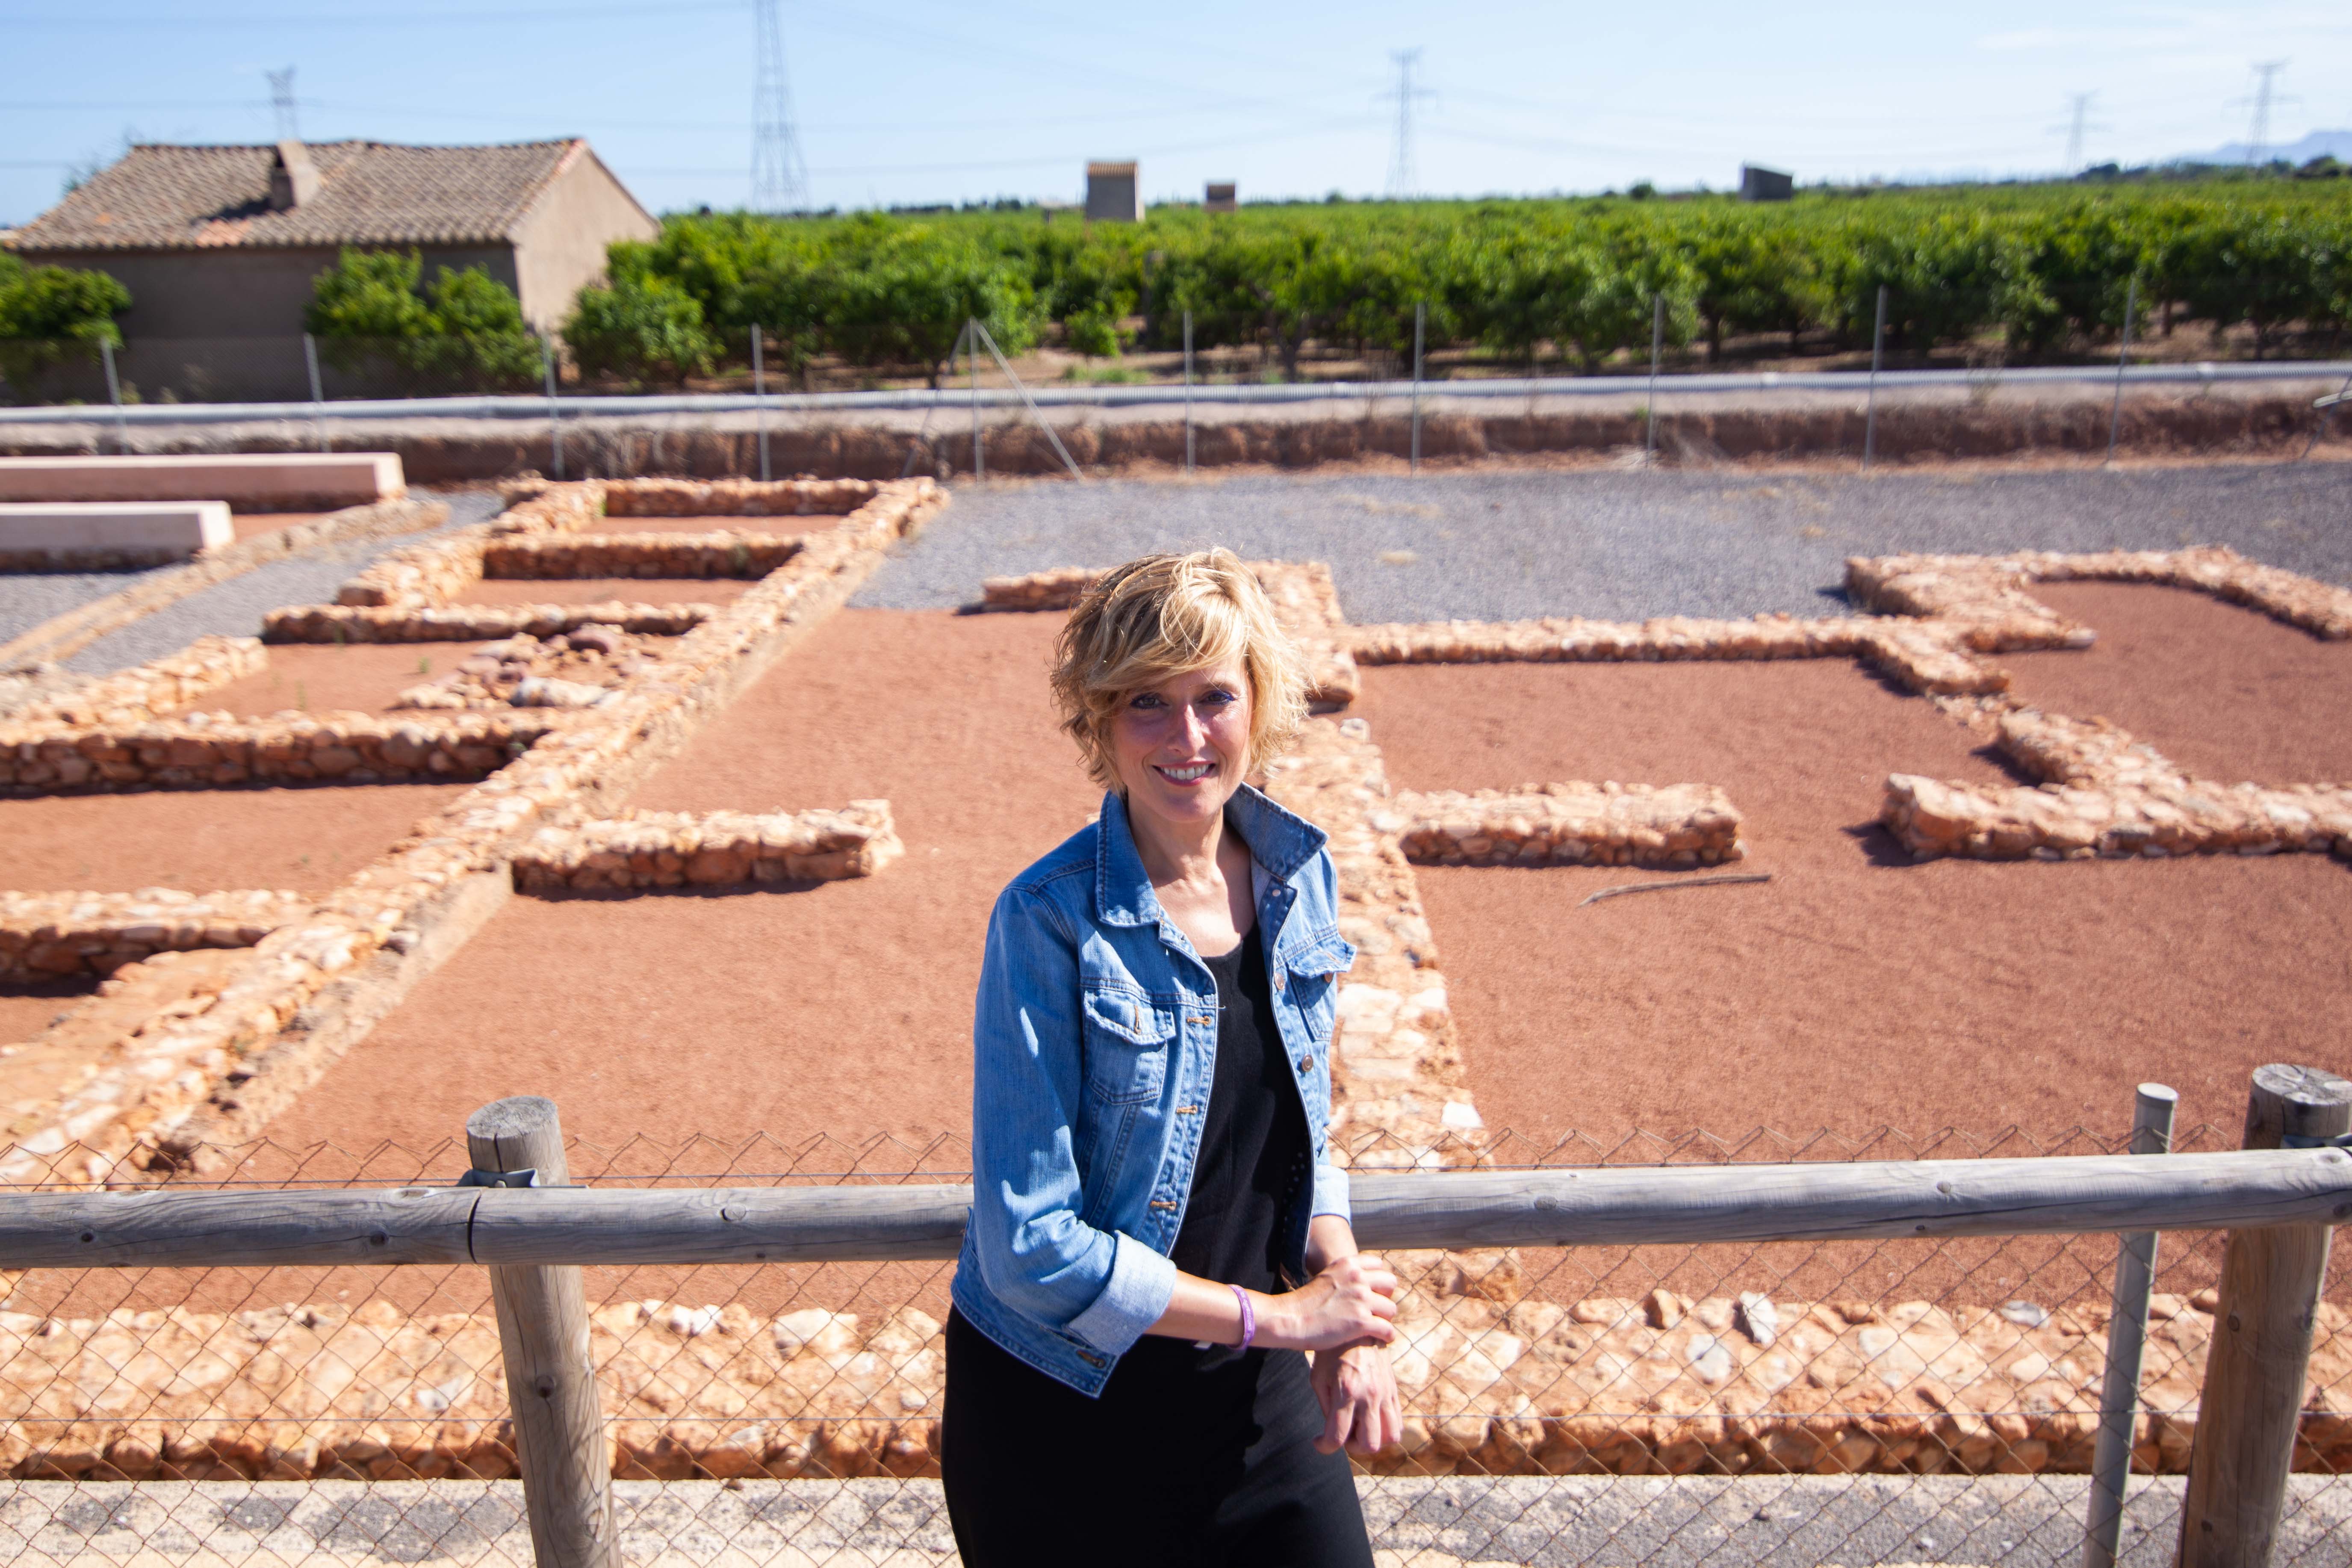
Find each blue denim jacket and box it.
[950,784,1358,1396]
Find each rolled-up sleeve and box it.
[968,884,1175,1356]
[1308,848,1354,1226]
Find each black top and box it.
[1169,921,1310,1294]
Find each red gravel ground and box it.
[2002,582,2352,784]
[271,608,1096,1154]
[590,514,839,536]
[224,512,328,543]
[1354,594,2352,1148]
[202,643,466,718]
[0,783,474,893]
[0,984,91,1046]
[452,577,754,608]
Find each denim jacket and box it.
[950,785,1358,1396]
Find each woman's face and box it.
[1108,657,1254,836]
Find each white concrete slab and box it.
[0,502,234,562]
[0,454,403,510]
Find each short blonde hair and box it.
[1051,550,1308,792]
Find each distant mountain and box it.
[2168,129,2352,166]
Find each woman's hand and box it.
[1254,1252,1398,1352]
[1312,1339,1403,1455]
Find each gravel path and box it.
[856,462,2352,623]
[11,491,504,675]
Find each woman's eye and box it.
[1200,689,1237,708]
[1129,692,1165,710]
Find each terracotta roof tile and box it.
[10,140,589,252]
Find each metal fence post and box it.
[100,338,127,455]
[1862,283,1888,471]
[2179,1064,2352,1568]
[1645,291,1663,457]
[2083,1081,2178,1568]
[1183,309,1195,475]
[1411,300,1425,473]
[540,338,565,482]
[752,326,770,483]
[966,317,983,481]
[468,1096,616,1568]
[303,332,328,453]
[2106,276,2137,466]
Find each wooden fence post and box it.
[469,1096,617,1568]
[2178,1064,2352,1568]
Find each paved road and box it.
[856,462,2352,624]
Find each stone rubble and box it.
[0,890,312,983]
[512,802,903,892]
[0,476,945,1184]
[0,710,561,794]
[1847,546,2352,643]
[1,1288,2337,1481]
[1376,785,1746,869]
[481,533,805,581]
[390,630,664,712]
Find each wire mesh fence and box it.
[0,1123,2347,1565]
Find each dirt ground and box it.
[268,608,1096,1154]
[1353,589,2352,1148]
[2003,581,2352,785]
[0,984,91,1047]
[202,642,470,718]
[452,577,755,608]
[0,782,475,893]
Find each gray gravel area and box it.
[0,564,178,652]
[27,490,502,675]
[855,463,2352,623]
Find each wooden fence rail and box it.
[0,1146,2347,1271]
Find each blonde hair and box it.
[1051,549,1308,791]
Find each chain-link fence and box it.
[1,1121,2347,1566]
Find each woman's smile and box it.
[1154,761,1217,784]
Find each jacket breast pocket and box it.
[1286,934,1356,1048]
[1081,981,1173,1105]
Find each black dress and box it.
[943,923,1373,1568]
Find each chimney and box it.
[268,140,321,211]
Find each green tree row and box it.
[0,251,130,393]
[570,183,2352,384]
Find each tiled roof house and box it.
[6,139,657,398]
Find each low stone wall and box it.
[8,635,265,728]
[0,712,556,794]
[1848,545,2352,643]
[334,535,487,610]
[0,1284,2333,1481]
[1376,785,1745,869]
[977,564,1097,612]
[0,890,312,983]
[513,803,902,892]
[265,602,715,644]
[599,477,877,518]
[0,477,946,1183]
[481,533,803,581]
[1884,709,2352,863]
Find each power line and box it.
[266,68,299,141]
[2048,91,2108,174]
[749,0,808,211]
[1380,47,1434,198]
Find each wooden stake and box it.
[469,1097,617,1568]
[2179,1064,2352,1568]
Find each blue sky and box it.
[4,0,2349,226]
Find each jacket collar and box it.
[1094,783,1328,929]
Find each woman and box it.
[944,549,1403,1566]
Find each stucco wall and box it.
[509,151,659,330]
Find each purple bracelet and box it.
[1232,1284,1256,1350]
